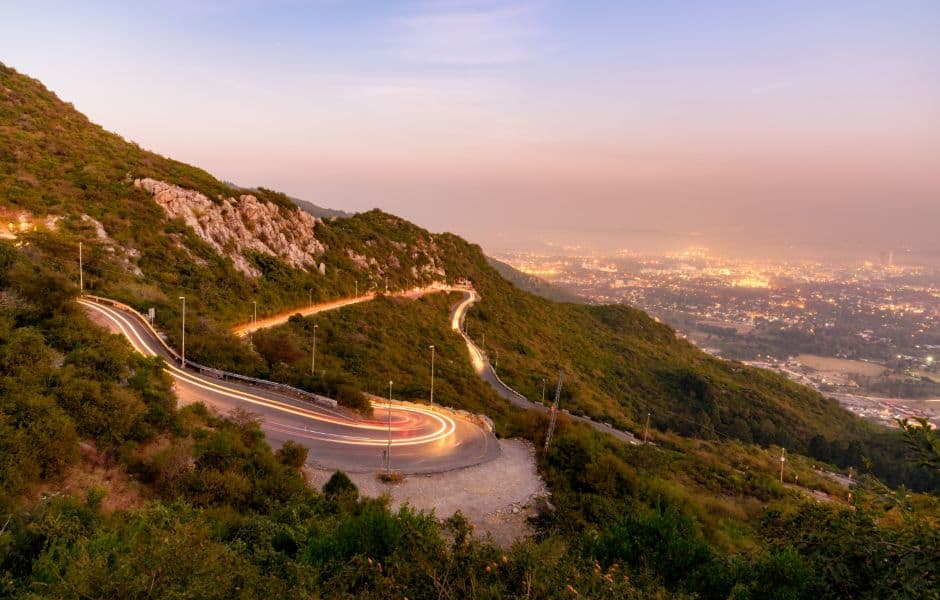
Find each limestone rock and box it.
[135,178,326,277]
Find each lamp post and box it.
[429,345,435,406]
[311,324,318,375]
[179,296,186,367]
[387,380,393,475]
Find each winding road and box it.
[79,296,499,474]
[448,292,641,445]
[238,285,641,446]
[83,278,639,477]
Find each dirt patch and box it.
[306,439,547,547]
[32,441,147,513]
[797,354,886,377]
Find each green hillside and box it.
[2,61,940,598]
[0,61,934,490]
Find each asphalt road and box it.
[233,285,453,337]
[449,292,642,445]
[79,298,499,474]
[221,283,640,446]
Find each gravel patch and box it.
[306,438,547,547]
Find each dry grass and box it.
[31,440,148,513]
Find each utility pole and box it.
[780,448,787,483]
[78,242,83,294]
[311,324,318,375]
[643,412,651,444]
[387,380,393,475]
[544,370,565,452]
[541,378,547,405]
[494,349,499,375]
[429,345,435,406]
[179,296,186,367]
[355,280,358,298]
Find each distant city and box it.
[496,247,940,429]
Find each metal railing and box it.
[82,294,338,409]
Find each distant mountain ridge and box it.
[223,181,353,220]
[487,256,585,304]
[289,196,352,220]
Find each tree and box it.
[275,440,308,469]
[898,418,940,474]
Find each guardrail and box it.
[453,294,532,406]
[81,294,339,409]
[452,291,642,444]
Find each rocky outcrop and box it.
[80,214,143,276]
[135,178,326,277]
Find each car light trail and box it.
[79,299,457,447]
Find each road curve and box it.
[230,283,641,445]
[233,285,456,337]
[449,292,642,445]
[79,298,500,474]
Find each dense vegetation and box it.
[2,62,939,597]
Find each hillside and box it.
[3,62,940,598]
[0,61,933,490]
[487,257,585,303]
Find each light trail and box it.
[79,299,457,447]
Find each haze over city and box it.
[3,0,938,256]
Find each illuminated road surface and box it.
[237,284,641,445]
[80,298,499,473]
[233,286,452,337]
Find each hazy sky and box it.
[3,1,939,256]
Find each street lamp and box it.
[311,324,318,375]
[179,296,186,367]
[387,380,393,475]
[429,345,435,406]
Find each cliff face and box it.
[135,178,326,277]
